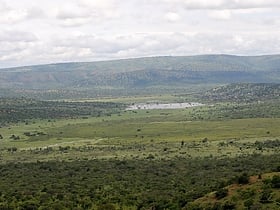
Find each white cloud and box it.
[0,7,27,23]
[78,0,119,19]
[164,12,181,22]
[0,1,45,24]
[164,0,280,10]
[48,0,120,27]
[208,10,232,20]
[0,1,7,11]
[27,7,46,19]
[55,34,143,54]
[0,0,280,68]
[0,30,37,42]
[0,30,37,62]
[1,30,280,67]
[79,0,116,9]
[49,4,92,27]
[55,6,89,20]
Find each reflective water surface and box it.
[126,102,204,110]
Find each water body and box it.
[126,102,204,110]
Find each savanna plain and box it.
[0,83,280,210]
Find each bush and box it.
[221,201,235,210]
[215,188,228,199]
[260,189,273,203]
[243,199,254,209]
[237,173,249,184]
[271,175,280,188]
[97,204,116,210]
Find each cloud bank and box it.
[0,0,279,68]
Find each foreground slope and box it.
[187,172,280,210]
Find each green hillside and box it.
[1,55,280,90]
[186,172,280,210]
[197,83,280,102]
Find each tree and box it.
[181,141,185,147]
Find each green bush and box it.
[215,188,228,199]
[271,175,280,188]
[237,173,249,184]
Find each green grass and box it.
[67,94,182,103]
[49,117,279,142]
[1,106,279,163]
[1,108,279,147]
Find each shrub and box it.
[260,189,273,203]
[237,173,249,184]
[97,204,116,210]
[215,188,228,199]
[271,175,280,188]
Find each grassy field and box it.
[1,104,279,163]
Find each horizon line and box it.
[1,53,280,70]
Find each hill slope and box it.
[186,172,280,210]
[0,55,280,89]
[198,83,280,102]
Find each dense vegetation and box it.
[197,83,280,102]
[0,155,279,209]
[0,86,197,100]
[187,172,280,210]
[0,98,123,125]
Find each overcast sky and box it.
[1,0,280,68]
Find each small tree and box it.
[202,137,208,143]
[181,141,185,147]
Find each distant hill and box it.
[0,55,280,90]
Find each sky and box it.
[1,0,280,68]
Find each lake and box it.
[126,102,204,110]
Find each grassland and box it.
[1,103,280,163]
